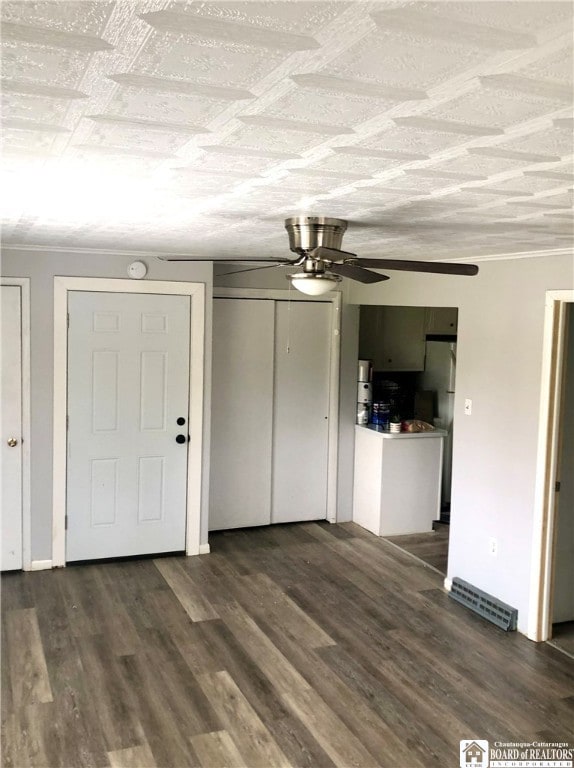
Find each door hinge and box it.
[67,312,70,328]
[65,515,68,530]
[555,481,561,492]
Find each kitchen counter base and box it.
[352,425,444,537]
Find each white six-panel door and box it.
[66,291,191,561]
[1,285,23,570]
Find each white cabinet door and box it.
[1,286,23,570]
[271,301,331,523]
[210,298,332,530]
[66,292,191,561]
[209,299,275,530]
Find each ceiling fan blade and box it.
[216,264,286,277]
[329,263,390,284]
[310,246,358,262]
[158,255,294,263]
[350,258,479,276]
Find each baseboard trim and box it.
[444,577,452,591]
[198,543,210,555]
[29,559,53,571]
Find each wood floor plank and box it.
[145,589,224,676]
[197,670,292,768]
[91,567,142,656]
[193,619,337,768]
[1,572,35,611]
[1,704,54,768]
[190,730,245,768]
[154,558,219,622]
[255,620,424,768]
[1,619,13,720]
[216,600,312,696]
[6,608,53,709]
[194,618,294,722]
[77,635,145,753]
[30,572,111,767]
[263,713,338,768]
[117,654,200,768]
[237,572,336,649]
[133,627,222,736]
[281,687,379,768]
[108,742,156,768]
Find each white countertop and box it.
[356,425,447,439]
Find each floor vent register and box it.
[449,577,518,631]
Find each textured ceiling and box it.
[1,0,573,262]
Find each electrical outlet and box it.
[489,537,498,556]
[464,398,472,415]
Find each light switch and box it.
[464,398,472,415]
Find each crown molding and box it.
[1,242,572,263]
[1,243,199,259]
[456,247,573,262]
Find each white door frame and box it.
[53,277,205,567]
[1,278,31,570]
[529,289,574,641]
[214,287,341,524]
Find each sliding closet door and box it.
[271,301,331,523]
[209,299,274,530]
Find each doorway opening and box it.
[530,290,574,643]
[354,304,458,575]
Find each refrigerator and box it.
[419,341,457,512]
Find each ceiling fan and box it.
[160,216,479,295]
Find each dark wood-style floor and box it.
[551,622,574,658]
[2,522,574,768]
[384,525,449,574]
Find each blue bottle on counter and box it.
[379,403,390,431]
[371,402,379,427]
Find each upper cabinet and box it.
[424,307,458,335]
[359,305,458,372]
[359,306,426,371]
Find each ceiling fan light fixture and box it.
[288,272,341,295]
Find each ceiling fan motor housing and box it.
[285,216,347,256]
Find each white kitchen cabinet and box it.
[352,426,445,536]
[210,297,332,531]
[359,305,425,371]
[424,307,458,335]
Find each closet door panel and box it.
[210,299,274,530]
[271,301,331,523]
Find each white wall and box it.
[347,253,573,635]
[1,248,213,560]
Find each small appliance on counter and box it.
[356,359,372,424]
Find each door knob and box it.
[175,434,187,444]
[7,438,18,447]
